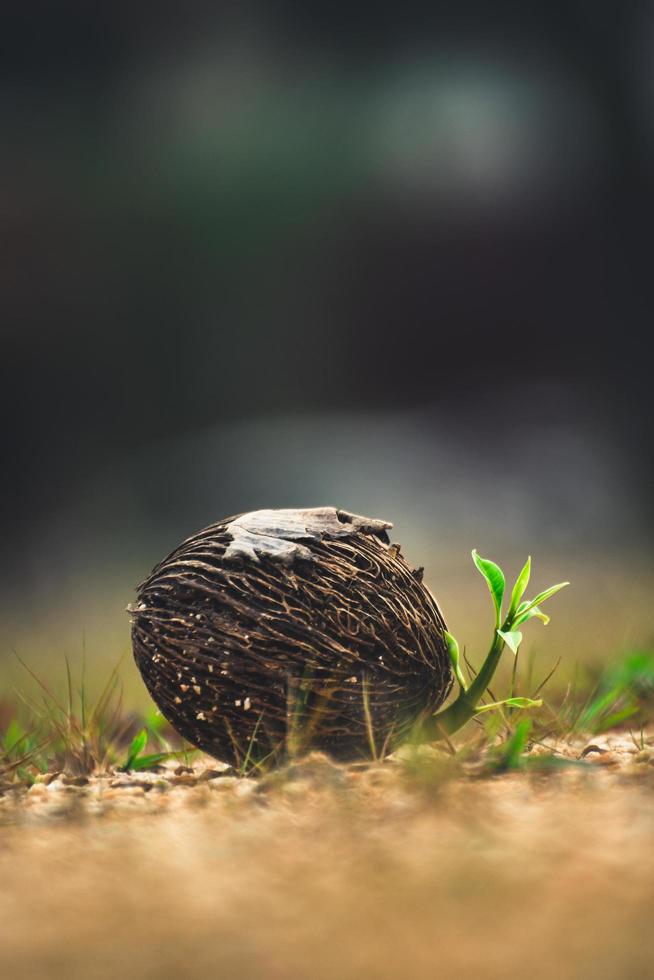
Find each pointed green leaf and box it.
[507,556,531,622]
[497,629,523,655]
[471,550,505,627]
[444,630,467,691]
[130,752,173,771]
[515,605,550,627]
[503,697,543,710]
[3,719,25,754]
[474,696,542,715]
[500,718,532,769]
[592,705,640,734]
[123,727,148,770]
[514,582,569,625]
[529,581,570,606]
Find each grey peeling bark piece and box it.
[223,507,392,564]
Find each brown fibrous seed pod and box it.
[129,507,452,767]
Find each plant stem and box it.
[420,631,507,740]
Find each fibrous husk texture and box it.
[130,508,451,767]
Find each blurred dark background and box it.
[1,2,652,691]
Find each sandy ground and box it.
[1,733,654,980]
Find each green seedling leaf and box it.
[500,718,532,770]
[145,710,167,735]
[3,719,25,755]
[592,705,640,734]
[130,752,173,771]
[605,650,654,698]
[503,697,542,710]
[121,727,148,771]
[144,710,171,749]
[444,630,467,691]
[484,719,535,773]
[514,582,569,626]
[513,602,550,626]
[472,550,505,627]
[474,697,542,715]
[507,556,531,622]
[497,629,523,655]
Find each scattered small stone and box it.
[198,768,235,782]
[170,774,198,787]
[207,776,239,792]
[282,779,311,798]
[174,765,195,776]
[26,782,46,793]
[282,752,346,788]
[109,779,154,792]
[358,766,398,788]
[44,778,66,792]
[234,780,257,799]
[104,785,147,799]
[62,775,90,787]
[587,751,619,766]
[34,772,63,786]
[392,743,450,763]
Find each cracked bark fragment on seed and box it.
[223,507,392,564]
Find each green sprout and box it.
[119,716,197,772]
[425,551,569,740]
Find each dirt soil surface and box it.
[1,732,654,980]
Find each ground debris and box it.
[2,726,654,822]
[1,734,654,980]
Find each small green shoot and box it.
[119,723,194,772]
[513,583,569,627]
[474,697,543,715]
[507,556,531,621]
[422,552,569,741]
[121,728,148,771]
[563,650,654,736]
[471,550,505,628]
[444,630,467,692]
[494,718,532,771]
[0,656,199,781]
